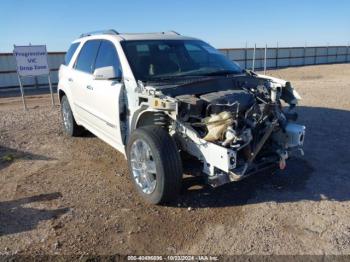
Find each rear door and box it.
[84,40,125,150]
[69,40,101,123]
[58,42,80,102]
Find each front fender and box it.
[257,73,301,105]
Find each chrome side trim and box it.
[74,103,116,128]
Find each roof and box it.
[118,32,198,41]
[77,30,198,42]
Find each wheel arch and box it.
[131,108,169,132]
[58,89,66,102]
[136,111,159,128]
[58,88,79,125]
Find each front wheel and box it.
[126,126,183,204]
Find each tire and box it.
[60,96,84,137]
[126,126,183,204]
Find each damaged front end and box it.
[136,73,305,187]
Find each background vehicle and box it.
[58,30,305,204]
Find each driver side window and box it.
[74,40,101,74]
[94,40,122,78]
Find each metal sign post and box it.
[16,73,27,111]
[252,44,256,71]
[48,72,55,106]
[264,44,267,74]
[13,44,55,111]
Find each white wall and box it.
[1,46,350,90]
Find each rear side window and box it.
[94,40,122,78]
[64,42,80,65]
[74,40,101,73]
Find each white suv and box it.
[58,30,305,204]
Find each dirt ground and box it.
[0,64,350,256]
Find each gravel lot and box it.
[1,64,350,256]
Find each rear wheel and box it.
[60,96,84,137]
[126,126,182,204]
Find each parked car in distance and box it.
[58,30,305,204]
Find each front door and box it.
[83,40,125,150]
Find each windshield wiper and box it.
[147,75,206,82]
[201,69,242,76]
[144,69,242,83]
[244,69,258,76]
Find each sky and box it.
[1,0,350,52]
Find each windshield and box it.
[121,40,243,81]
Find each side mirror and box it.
[93,66,117,80]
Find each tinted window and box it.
[64,42,80,65]
[94,41,122,77]
[185,44,207,65]
[121,40,242,81]
[75,40,101,73]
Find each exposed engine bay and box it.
[139,73,305,187]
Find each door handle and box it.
[68,78,73,82]
[86,85,94,90]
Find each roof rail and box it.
[80,29,119,38]
[163,31,180,35]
